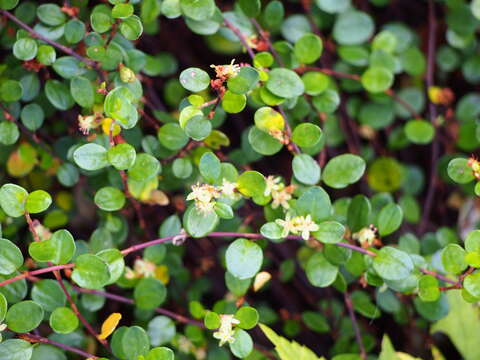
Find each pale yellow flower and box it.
[275,213,295,238]
[293,215,319,240]
[264,175,281,196]
[271,188,292,210]
[213,314,240,346]
[220,179,237,198]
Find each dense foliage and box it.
[0,0,480,359]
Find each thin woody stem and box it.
[75,287,204,327]
[250,18,285,67]
[223,17,255,60]
[19,333,98,359]
[0,264,74,287]
[344,291,367,360]
[1,10,96,68]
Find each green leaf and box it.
[6,300,44,333]
[296,186,331,223]
[0,183,28,217]
[222,90,246,113]
[0,80,23,102]
[128,153,161,181]
[112,3,134,19]
[32,280,66,312]
[377,203,403,236]
[147,316,176,347]
[239,0,260,17]
[237,171,267,204]
[248,127,283,156]
[25,190,52,214]
[49,306,79,334]
[292,154,321,185]
[294,33,323,64]
[464,271,480,298]
[322,154,366,189]
[64,19,86,44]
[184,204,219,238]
[123,326,150,360]
[225,238,263,280]
[0,239,23,275]
[179,67,210,92]
[0,0,19,10]
[333,10,374,45]
[120,15,143,40]
[260,324,325,360]
[13,38,38,61]
[72,254,111,289]
[315,0,350,13]
[158,123,189,150]
[37,4,66,26]
[373,247,414,281]
[108,143,137,170]
[45,80,74,110]
[302,312,329,333]
[21,103,44,131]
[306,252,338,287]
[292,123,323,148]
[0,293,6,323]
[266,68,305,98]
[204,311,221,329]
[134,278,167,310]
[29,229,76,265]
[235,306,259,330]
[405,119,435,145]
[227,67,259,94]
[418,275,440,302]
[431,290,480,360]
[313,221,345,244]
[94,187,126,211]
[361,67,394,93]
[229,329,253,358]
[254,107,285,133]
[351,290,381,319]
[97,248,125,284]
[146,347,175,360]
[447,158,474,184]
[441,244,468,275]
[70,76,94,108]
[180,0,215,21]
[73,143,109,171]
[0,340,33,360]
[37,44,57,65]
[0,121,19,146]
[104,87,138,129]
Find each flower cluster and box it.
[213,314,240,346]
[468,156,480,180]
[264,176,295,210]
[124,259,169,284]
[186,179,238,214]
[210,59,241,81]
[276,214,319,240]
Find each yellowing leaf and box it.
[98,313,122,340]
[259,324,326,360]
[155,265,170,284]
[253,271,271,292]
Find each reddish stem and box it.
[20,333,98,359]
[223,18,255,60]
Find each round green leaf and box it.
[73,143,109,171]
[292,123,323,148]
[180,0,215,21]
[227,67,259,94]
[70,76,94,108]
[25,190,52,214]
[6,300,44,333]
[134,278,167,310]
[222,90,246,113]
[373,247,414,281]
[306,252,338,287]
[322,154,366,189]
[405,119,435,145]
[254,106,284,132]
[464,271,480,298]
[32,280,66,312]
[45,80,74,110]
[94,187,126,212]
[122,326,150,360]
[226,238,263,280]
[20,103,44,131]
[235,306,259,330]
[377,203,403,236]
[179,67,210,92]
[120,15,143,40]
[0,80,23,102]
[37,4,66,26]
[13,38,38,61]
[248,126,283,156]
[294,33,323,64]
[107,143,137,170]
[441,244,468,275]
[292,154,321,185]
[447,158,474,184]
[361,67,394,93]
[333,10,374,45]
[0,121,19,146]
[204,311,221,329]
[0,183,28,217]
[313,221,345,244]
[49,307,79,334]
[146,347,175,360]
[229,329,253,358]
[0,340,33,360]
[158,123,189,151]
[266,68,305,98]
[0,239,23,275]
[72,254,111,289]
[184,205,219,238]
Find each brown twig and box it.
[277,107,301,154]
[75,287,204,327]
[344,291,367,360]
[419,0,439,234]
[223,17,255,60]
[19,333,98,359]
[250,18,284,67]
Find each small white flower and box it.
[213,315,240,346]
[275,213,296,238]
[187,184,220,214]
[293,215,319,240]
[271,188,292,210]
[264,176,281,196]
[220,179,237,198]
